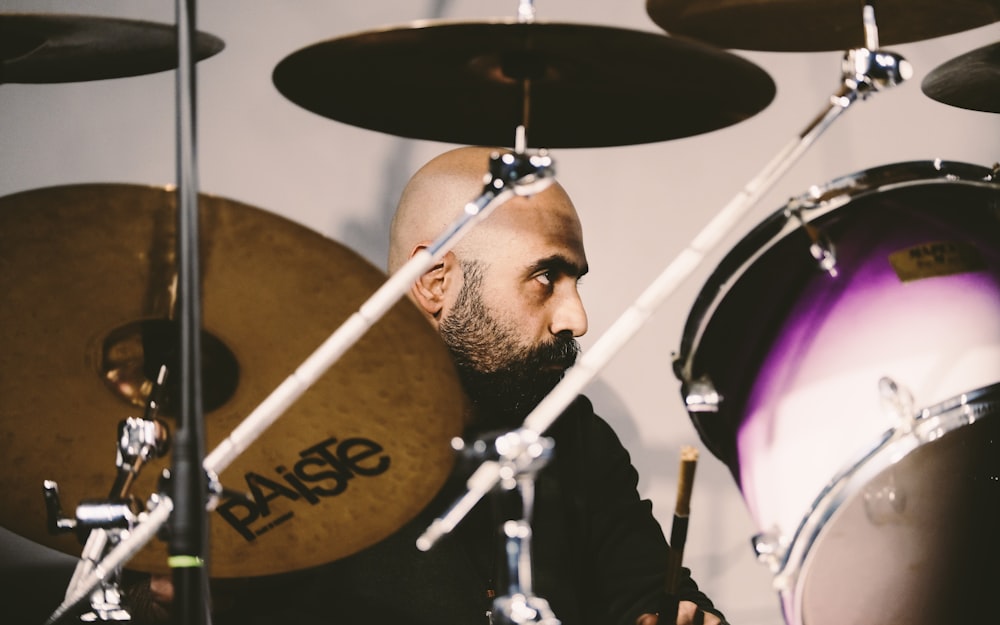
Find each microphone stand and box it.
[417,0,912,553]
[170,1,211,623]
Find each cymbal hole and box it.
[99,319,239,416]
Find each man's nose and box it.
[550,286,588,338]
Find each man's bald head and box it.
[389,146,588,426]
[388,146,576,273]
[388,146,493,272]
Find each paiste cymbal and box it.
[271,19,775,148]
[922,42,1000,114]
[0,184,466,578]
[0,13,224,83]
[646,0,1000,52]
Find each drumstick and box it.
[663,446,699,623]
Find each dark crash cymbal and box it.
[922,41,1000,114]
[0,184,467,578]
[272,19,776,148]
[646,0,1000,52]
[0,13,225,83]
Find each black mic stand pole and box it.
[170,1,211,624]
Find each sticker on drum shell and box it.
[888,240,987,282]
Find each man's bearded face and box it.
[439,262,580,431]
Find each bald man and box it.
[305,146,724,625]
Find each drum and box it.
[674,161,1000,625]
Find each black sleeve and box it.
[549,396,728,625]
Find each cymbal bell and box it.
[0,184,467,578]
[646,0,1000,52]
[922,42,1000,114]
[272,19,775,148]
[0,13,225,83]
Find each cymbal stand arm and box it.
[418,25,912,547]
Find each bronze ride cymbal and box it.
[0,13,225,83]
[271,19,776,148]
[922,41,1000,114]
[646,0,1000,52]
[0,184,466,578]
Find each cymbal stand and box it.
[417,0,913,548]
[489,432,560,625]
[43,484,134,623]
[42,367,171,622]
[45,145,554,624]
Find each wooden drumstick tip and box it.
[680,445,699,463]
[675,445,699,517]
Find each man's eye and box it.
[535,271,553,286]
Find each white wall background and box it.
[1,1,997,624]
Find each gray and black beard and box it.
[439,262,580,433]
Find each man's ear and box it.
[411,247,459,320]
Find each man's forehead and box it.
[488,201,584,241]
[489,189,581,231]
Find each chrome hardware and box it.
[685,376,722,413]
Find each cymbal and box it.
[0,184,467,578]
[646,0,1000,52]
[922,42,1000,114]
[0,13,225,83]
[272,19,775,148]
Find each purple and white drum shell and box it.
[675,160,1000,625]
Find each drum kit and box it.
[0,1,997,624]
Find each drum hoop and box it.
[772,382,1000,624]
[674,160,999,388]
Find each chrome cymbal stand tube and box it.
[418,0,912,558]
[490,434,560,625]
[45,146,554,624]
